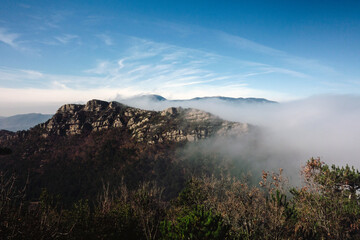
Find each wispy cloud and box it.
[260,67,310,78]
[214,30,336,75]
[0,37,293,109]
[0,28,20,49]
[0,36,325,110]
[0,67,43,82]
[96,34,113,46]
[117,59,125,69]
[85,61,112,75]
[54,34,79,44]
[46,11,72,29]
[218,31,285,56]
[28,10,72,31]
[83,38,300,100]
[284,57,337,74]
[150,20,336,76]
[152,19,286,57]
[0,67,103,89]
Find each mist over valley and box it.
[1,1,360,238]
[1,94,359,187]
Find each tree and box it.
[291,158,360,239]
[303,157,360,199]
[160,205,230,240]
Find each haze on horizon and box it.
[0,0,360,115]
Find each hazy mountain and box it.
[128,94,167,102]
[188,96,276,104]
[0,113,53,132]
[121,94,276,104]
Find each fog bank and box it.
[120,95,360,176]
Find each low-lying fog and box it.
[119,95,360,180]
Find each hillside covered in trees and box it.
[1,158,360,239]
[0,100,359,239]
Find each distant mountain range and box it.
[126,94,276,104]
[0,95,275,132]
[0,113,53,132]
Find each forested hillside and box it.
[0,100,359,239]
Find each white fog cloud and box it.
[121,94,360,178]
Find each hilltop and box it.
[38,99,249,142]
[0,100,252,204]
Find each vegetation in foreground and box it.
[1,158,360,239]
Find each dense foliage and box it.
[0,127,256,205]
[1,158,360,239]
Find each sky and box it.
[1,0,360,115]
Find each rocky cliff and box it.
[39,99,250,144]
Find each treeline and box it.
[1,158,360,239]
[0,128,256,205]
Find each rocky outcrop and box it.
[39,99,250,144]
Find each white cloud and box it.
[158,23,335,76]
[0,67,104,89]
[119,94,360,176]
[285,57,337,74]
[84,61,112,75]
[20,69,44,78]
[84,38,310,94]
[55,34,79,44]
[260,67,310,78]
[221,32,336,75]
[96,34,113,46]
[117,59,125,69]
[51,81,68,89]
[0,28,20,48]
[218,31,285,56]
[0,37,313,115]
[0,67,43,82]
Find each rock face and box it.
[39,99,250,144]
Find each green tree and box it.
[160,205,230,240]
[291,158,360,239]
[304,157,360,199]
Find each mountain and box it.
[126,94,276,104]
[0,100,253,204]
[39,99,248,141]
[129,94,167,102]
[0,113,53,132]
[189,96,276,104]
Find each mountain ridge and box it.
[122,94,276,104]
[38,99,250,143]
[0,95,273,132]
[0,113,53,132]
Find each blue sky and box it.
[0,0,360,114]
